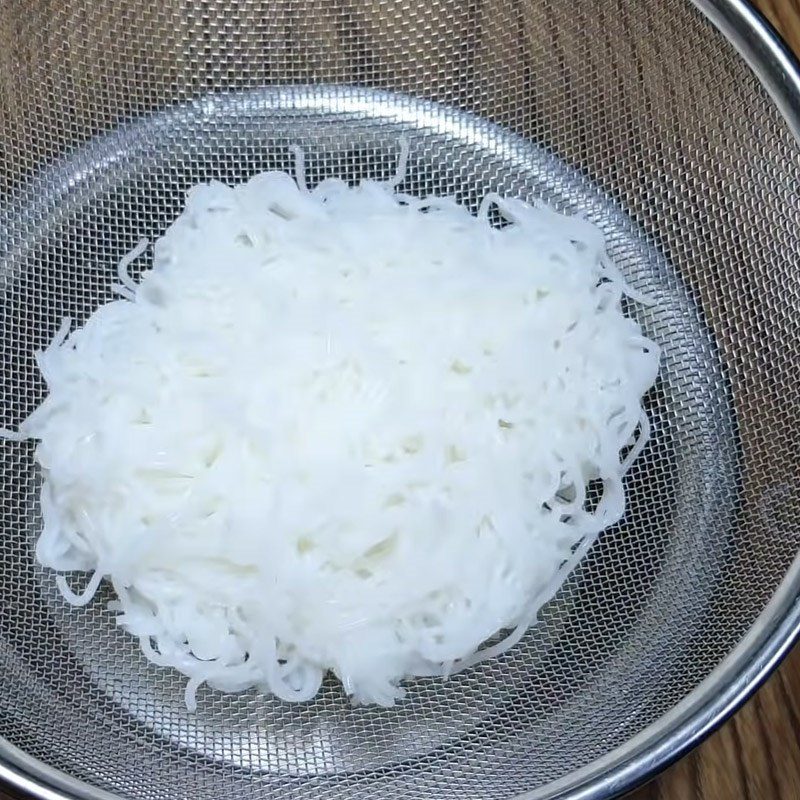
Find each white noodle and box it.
[290,145,309,194]
[55,570,104,607]
[116,237,148,293]
[1,144,660,708]
[387,138,410,189]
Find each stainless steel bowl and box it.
[1,1,799,799]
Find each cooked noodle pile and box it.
[3,146,659,708]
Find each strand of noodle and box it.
[276,661,323,701]
[0,428,27,441]
[109,580,131,609]
[290,146,309,194]
[56,569,104,607]
[253,644,324,702]
[588,478,625,527]
[492,196,526,225]
[46,317,72,352]
[33,486,62,562]
[111,283,136,301]
[445,613,536,675]
[140,637,212,676]
[599,255,655,307]
[620,281,653,308]
[184,674,206,712]
[21,317,73,394]
[386,137,410,189]
[62,524,93,553]
[478,192,503,224]
[265,642,319,702]
[482,193,653,310]
[117,238,149,294]
[139,636,174,668]
[621,411,651,472]
[448,517,614,675]
[160,654,229,711]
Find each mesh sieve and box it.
[1,1,800,799]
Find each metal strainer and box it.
[1,1,799,799]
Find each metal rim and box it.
[1,1,799,799]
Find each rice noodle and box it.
[2,143,660,708]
